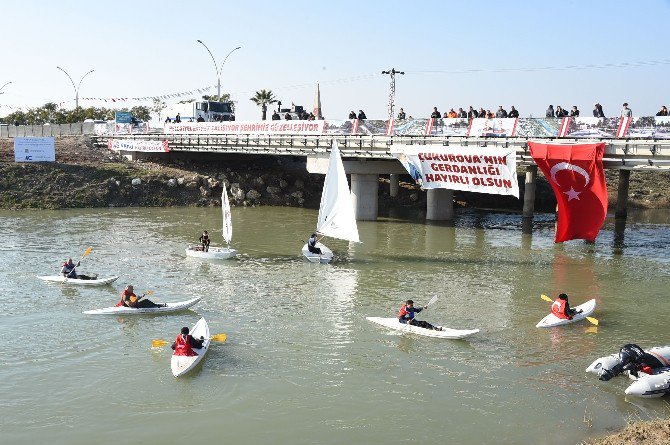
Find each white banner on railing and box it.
[468,118,518,137]
[391,144,519,198]
[164,120,326,135]
[108,139,169,152]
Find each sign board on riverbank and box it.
[391,144,519,198]
[164,120,326,135]
[108,139,169,152]
[14,137,55,162]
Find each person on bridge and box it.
[430,107,441,119]
[620,103,632,117]
[175,113,181,123]
[397,108,406,120]
[307,233,322,255]
[60,258,80,278]
[172,326,204,356]
[593,103,605,118]
[546,105,555,118]
[348,111,357,119]
[508,106,519,118]
[656,106,668,116]
[196,115,205,123]
[550,293,582,320]
[357,110,367,120]
[398,299,442,331]
[570,106,580,117]
[199,230,210,252]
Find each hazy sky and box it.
[1,0,669,120]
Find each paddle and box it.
[398,295,439,333]
[540,294,599,326]
[128,290,154,304]
[64,246,92,282]
[151,333,227,348]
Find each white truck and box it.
[165,100,235,122]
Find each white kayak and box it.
[185,245,237,260]
[366,317,479,339]
[171,317,211,377]
[39,275,119,286]
[302,242,334,264]
[624,367,670,398]
[83,297,202,315]
[535,299,596,328]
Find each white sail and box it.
[316,141,360,243]
[221,184,233,245]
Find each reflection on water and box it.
[0,206,669,445]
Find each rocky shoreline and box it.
[2,136,670,211]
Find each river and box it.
[1,206,669,445]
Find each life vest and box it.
[398,305,415,322]
[308,236,317,248]
[201,233,210,243]
[116,289,134,307]
[551,299,571,319]
[173,334,197,356]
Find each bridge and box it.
[91,116,670,234]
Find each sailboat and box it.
[185,183,237,259]
[302,141,360,263]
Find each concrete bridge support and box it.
[389,173,400,197]
[350,174,379,221]
[522,165,538,234]
[615,170,631,219]
[426,188,454,221]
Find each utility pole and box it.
[381,68,404,121]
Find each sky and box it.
[1,0,670,121]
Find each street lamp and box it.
[56,67,94,109]
[196,40,241,100]
[0,81,12,95]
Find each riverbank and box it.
[585,417,670,445]
[2,136,670,210]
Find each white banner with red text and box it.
[391,144,519,198]
[164,120,326,135]
[108,139,169,152]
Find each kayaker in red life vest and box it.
[398,299,442,331]
[199,231,210,252]
[550,293,583,320]
[115,285,166,308]
[171,326,205,356]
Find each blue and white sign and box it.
[115,111,132,123]
[14,137,55,162]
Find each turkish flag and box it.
[529,142,608,243]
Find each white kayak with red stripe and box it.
[366,317,479,339]
[171,317,211,377]
[535,299,596,328]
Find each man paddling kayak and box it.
[60,258,80,278]
[398,299,442,331]
[171,326,205,356]
[116,285,166,308]
[550,294,583,320]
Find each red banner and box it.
[529,142,608,243]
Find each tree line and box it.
[0,103,152,125]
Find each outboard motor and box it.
[599,344,645,381]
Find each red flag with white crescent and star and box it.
[529,142,608,243]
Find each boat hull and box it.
[366,317,479,339]
[185,245,237,259]
[83,297,202,315]
[38,275,119,286]
[302,242,333,264]
[536,299,596,328]
[171,317,211,377]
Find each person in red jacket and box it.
[116,285,166,308]
[550,293,582,319]
[171,326,205,356]
[398,299,442,331]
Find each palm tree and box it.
[250,89,277,120]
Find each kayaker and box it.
[199,230,210,252]
[398,299,442,331]
[171,326,205,356]
[307,233,322,255]
[550,293,582,320]
[116,285,166,308]
[60,258,80,278]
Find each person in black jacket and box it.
[593,103,605,117]
[570,106,580,117]
[656,106,668,116]
[348,111,356,119]
[357,110,367,120]
[430,107,441,118]
[468,106,478,118]
[508,106,519,118]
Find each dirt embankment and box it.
[2,136,670,211]
[583,417,670,445]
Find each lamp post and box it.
[196,40,241,100]
[0,81,11,95]
[381,68,404,121]
[56,67,94,109]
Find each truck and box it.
[164,100,235,122]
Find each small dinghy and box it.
[83,297,201,315]
[39,275,119,286]
[366,317,479,339]
[171,317,211,377]
[186,184,237,260]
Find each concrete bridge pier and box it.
[522,165,538,234]
[615,170,631,220]
[350,174,379,220]
[426,189,454,221]
[389,173,400,197]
